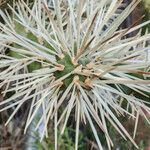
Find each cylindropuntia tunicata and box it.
[0,0,150,149]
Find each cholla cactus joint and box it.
[0,0,150,149]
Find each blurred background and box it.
[0,0,150,150]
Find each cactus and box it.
[0,0,150,149]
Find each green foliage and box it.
[35,128,85,150]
